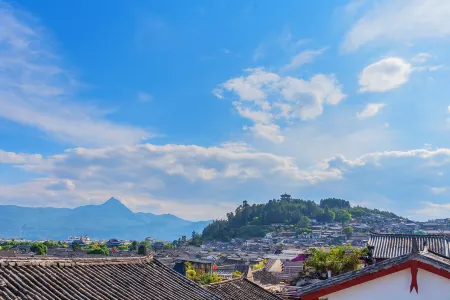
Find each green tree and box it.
[86,243,109,255]
[304,245,363,276]
[43,240,58,249]
[138,244,147,256]
[118,245,128,251]
[129,240,138,250]
[343,226,354,239]
[336,210,352,223]
[184,262,222,284]
[30,242,48,255]
[232,270,242,278]
[87,247,109,255]
[298,216,311,228]
[71,241,81,251]
[253,259,266,270]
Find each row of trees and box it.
[72,240,150,256]
[203,197,397,241]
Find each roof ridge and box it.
[204,276,244,286]
[0,254,154,266]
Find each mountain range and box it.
[0,198,211,241]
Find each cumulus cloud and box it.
[359,57,412,92]
[6,144,450,220]
[214,68,346,142]
[0,3,150,146]
[46,179,76,191]
[356,103,385,119]
[342,0,450,51]
[0,143,345,219]
[0,150,42,164]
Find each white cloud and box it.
[0,150,42,164]
[344,0,367,14]
[429,187,449,195]
[0,3,150,147]
[214,68,346,142]
[245,123,284,144]
[252,44,265,61]
[356,103,386,119]
[412,53,432,63]
[359,57,413,92]
[221,48,240,57]
[282,48,327,71]
[0,143,344,219]
[46,179,76,191]
[137,92,152,102]
[409,202,450,219]
[343,0,450,51]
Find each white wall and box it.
[323,268,450,300]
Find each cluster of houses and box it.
[2,233,450,299]
[197,215,450,253]
[1,216,450,299]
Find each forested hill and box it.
[202,196,398,241]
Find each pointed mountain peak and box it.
[103,197,123,206]
[101,197,132,213]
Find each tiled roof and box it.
[263,259,278,272]
[205,277,281,300]
[253,269,280,285]
[369,233,450,258]
[297,250,450,297]
[0,255,221,300]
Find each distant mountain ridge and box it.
[0,198,211,241]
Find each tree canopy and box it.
[30,242,48,255]
[202,196,397,241]
[304,245,365,276]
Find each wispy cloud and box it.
[356,103,386,119]
[282,47,328,71]
[342,0,450,52]
[137,92,152,103]
[0,3,150,147]
[221,48,241,57]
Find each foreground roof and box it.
[368,233,450,258]
[0,255,220,300]
[205,277,281,300]
[297,250,450,298]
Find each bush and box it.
[138,244,147,256]
[232,270,242,278]
[129,241,138,251]
[86,243,109,256]
[304,245,364,276]
[253,259,266,270]
[30,242,48,255]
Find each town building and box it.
[205,277,281,300]
[368,233,450,261]
[0,255,221,299]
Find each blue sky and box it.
[1,0,450,221]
